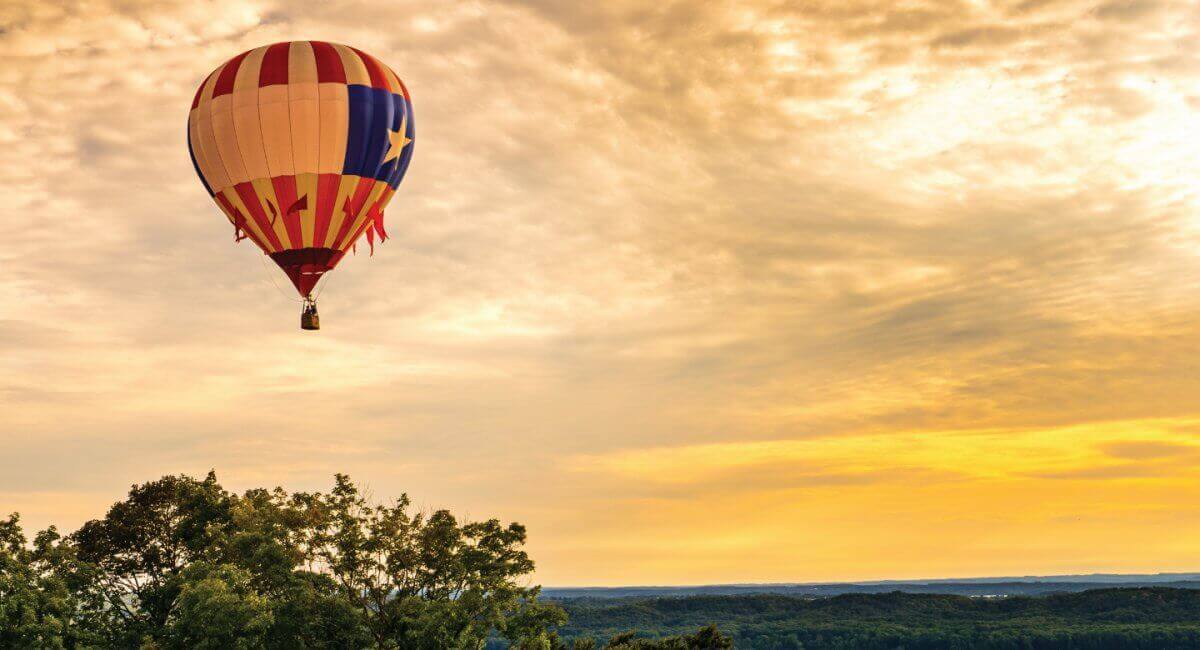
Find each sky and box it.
[3,0,1200,587]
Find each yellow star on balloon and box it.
[383,114,411,163]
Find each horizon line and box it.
[543,570,1200,590]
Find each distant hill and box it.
[543,572,1200,599]
[552,588,1200,649]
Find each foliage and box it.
[0,472,567,649]
[0,514,104,649]
[554,591,1200,649]
[600,624,733,649]
[500,623,732,650]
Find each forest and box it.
[553,590,1200,649]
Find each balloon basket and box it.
[301,298,320,331]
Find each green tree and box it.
[287,474,564,648]
[602,625,733,649]
[0,513,63,648]
[0,514,103,649]
[165,563,273,649]
[71,471,234,645]
[51,471,563,648]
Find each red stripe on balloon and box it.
[331,177,375,250]
[215,192,266,251]
[312,173,340,248]
[212,50,251,98]
[344,204,379,256]
[233,182,285,252]
[350,47,390,90]
[271,175,303,248]
[310,41,347,84]
[259,42,291,87]
[191,70,215,109]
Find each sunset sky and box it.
[4,0,1200,586]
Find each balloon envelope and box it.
[187,41,414,297]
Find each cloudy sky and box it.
[4,0,1200,586]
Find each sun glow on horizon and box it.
[4,0,1200,586]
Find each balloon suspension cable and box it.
[311,267,333,300]
[258,252,304,303]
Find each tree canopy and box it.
[1,472,568,649]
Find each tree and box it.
[56,471,562,648]
[286,474,564,648]
[0,514,103,649]
[165,563,273,649]
[602,625,734,649]
[0,513,61,648]
[71,471,234,645]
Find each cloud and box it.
[1092,0,1168,21]
[2,0,1200,584]
[932,25,1037,49]
[1100,440,1196,460]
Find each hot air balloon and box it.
[187,41,414,330]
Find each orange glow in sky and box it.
[3,0,1200,586]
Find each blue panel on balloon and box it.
[343,85,394,178]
